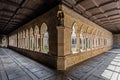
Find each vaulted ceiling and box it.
[0,0,59,34]
[0,0,120,34]
[62,0,120,34]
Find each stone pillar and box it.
[35,34,39,51]
[84,36,87,51]
[76,33,80,52]
[38,35,40,51]
[57,26,71,70]
[90,35,92,50]
[82,36,84,51]
[94,37,96,49]
[36,35,38,51]
[83,33,87,51]
[34,35,37,51]
[30,37,31,50]
[40,34,44,52]
[32,36,34,51]
[28,36,30,50]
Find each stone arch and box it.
[30,27,33,35]
[86,26,92,49]
[26,29,29,37]
[91,29,97,48]
[25,29,29,49]
[40,22,49,53]
[40,23,48,35]
[72,22,79,31]
[34,25,39,35]
[80,24,87,34]
[71,22,79,53]
[80,24,88,51]
[30,27,34,50]
[34,25,40,51]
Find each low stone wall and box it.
[8,46,57,69]
[58,46,112,70]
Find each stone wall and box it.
[0,35,8,47]
[9,46,57,68]
[113,34,120,48]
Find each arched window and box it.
[40,23,49,53]
[34,25,40,51]
[30,28,34,50]
[71,26,77,53]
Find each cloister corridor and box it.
[0,48,120,80]
[1,0,120,80]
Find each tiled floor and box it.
[0,48,120,80]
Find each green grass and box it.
[44,46,49,52]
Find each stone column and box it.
[85,36,87,51]
[36,35,38,51]
[35,34,40,52]
[40,34,44,52]
[28,36,30,50]
[32,36,34,51]
[90,35,92,50]
[34,35,37,51]
[76,33,80,53]
[38,35,40,52]
[83,33,87,51]
[30,36,31,50]
[94,37,96,49]
[82,36,84,51]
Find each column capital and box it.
[57,26,65,29]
